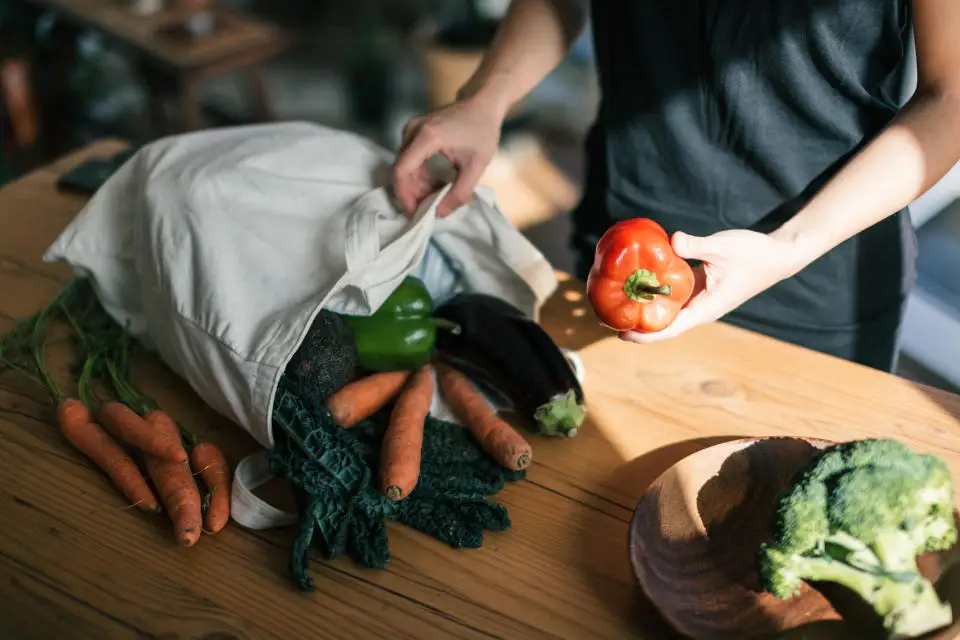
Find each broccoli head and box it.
[757,438,957,638]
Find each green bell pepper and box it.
[339,276,458,372]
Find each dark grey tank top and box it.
[573,0,917,332]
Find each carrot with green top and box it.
[437,364,533,471]
[99,332,197,456]
[98,401,187,462]
[326,370,412,428]
[0,291,160,512]
[57,397,160,512]
[379,366,433,501]
[190,442,231,534]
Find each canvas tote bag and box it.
[43,121,584,530]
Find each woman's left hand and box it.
[619,229,807,344]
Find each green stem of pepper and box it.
[623,269,672,302]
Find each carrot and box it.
[326,370,413,428]
[56,398,160,512]
[145,454,203,547]
[190,442,231,534]
[98,401,187,463]
[437,364,533,472]
[379,366,433,501]
[142,408,191,447]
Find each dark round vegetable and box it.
[285,310,358,405]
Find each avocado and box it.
[285,309,358,403]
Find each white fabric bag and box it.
[43,121,580,530]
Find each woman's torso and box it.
[574,0,916,332]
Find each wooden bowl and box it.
[628,436,960,639]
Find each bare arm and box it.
[391,0,588,216]
[773,0,960,267]
[456,0,589,118]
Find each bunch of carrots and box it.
[0,283,231,547]
[326,362,533,501]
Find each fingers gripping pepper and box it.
[340,276,458,372]
[586,218,696,333]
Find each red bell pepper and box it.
[586,218,696,333]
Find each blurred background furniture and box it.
[19,0,287,140]
[0,20,44,181]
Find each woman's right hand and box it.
[391,96,504,218]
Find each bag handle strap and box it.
[343,189,387,274]
[230,450,298,530]
[343,186,451,273]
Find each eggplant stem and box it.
[429,317,461,335]
[623,269,672,302]
[534,389,586,438]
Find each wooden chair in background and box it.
[0,31,44,183]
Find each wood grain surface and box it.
[2,140,960,640]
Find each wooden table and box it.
[3,140,960,640]
[21,0,287,140]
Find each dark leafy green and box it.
[268,376,524,590]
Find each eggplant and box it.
[434,293,586,438]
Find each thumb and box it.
[671,231,724,262]
[621,288,722,344]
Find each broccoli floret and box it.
[757,438,956,638]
